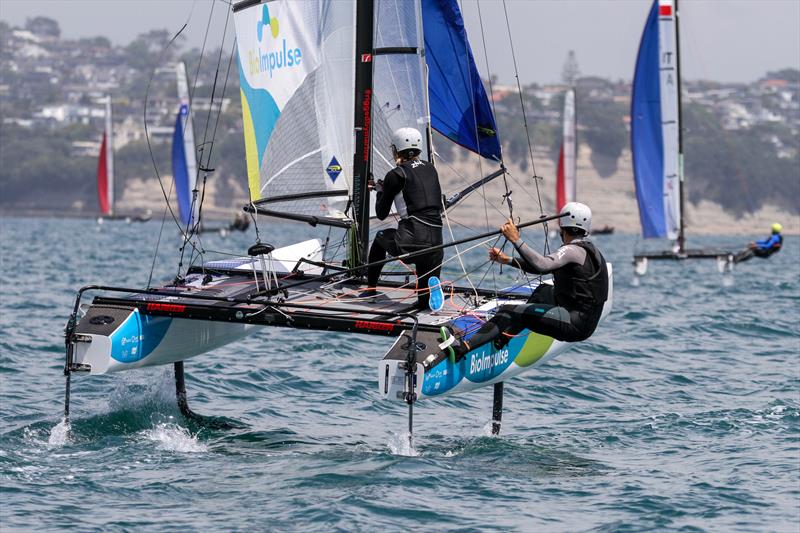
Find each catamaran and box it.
[631,0,731,276]
[63,0,613,439]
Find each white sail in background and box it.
[175,62,198,226]
[657,0,681,240]
[556,88,576,212]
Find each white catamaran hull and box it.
[74,313,258,375]
[71,239,324,375]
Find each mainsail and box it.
[97,95,114,216]
[233,0,355,224]
[556,88,576,212]
[631,0,682,241]
[172,62,198,227]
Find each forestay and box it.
[631,0,681,240]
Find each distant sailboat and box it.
[172,62,199,229]
[96,95,151,224]
[555,87,613,236]
[96,95,114,220]
[171,62,246,235]
[556,88,576,216]
[632,0,729,274]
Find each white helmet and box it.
[391,127,423,154]
[559,201,592,234]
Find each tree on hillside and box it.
[683,103,800,216]
[25,16,60,39]
[578,96,626,178]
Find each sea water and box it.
[1,217,798,531]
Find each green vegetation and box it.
[0,124,96,210]
[683,103,800,216]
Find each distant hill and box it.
[0,17,798,227]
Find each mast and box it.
[351,0,375,267]
[105,94,115,216]
[675,0,686,253]
[414,0,434,165]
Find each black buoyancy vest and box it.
[552,241,608,313]
[395,160,442,224]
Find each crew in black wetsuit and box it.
[445,202,608,356]
[363,127,443,309]
[734,223,783,263]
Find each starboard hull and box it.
[379,264,613,401]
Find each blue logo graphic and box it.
[246,3,302,79]
[257,4,279,42]
[326,157,342,182]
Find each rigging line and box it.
[458,0,490,235]
[475,0,512,218]
[183,6,234,275]
[190,36,238,266]
[433,151,509,220]
[188,0,216,111]
[256,213,567,297]
[442,197,479,301]
[147,200,173,289]
[475,0,509,300]
[501,0,551,254]
[183,6,228,263]
[143,21,205,267]
[327,237,496,305]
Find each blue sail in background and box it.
[172,104,193,227]
[422,0,501,161]
[631,0,681,239]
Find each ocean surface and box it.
[1,216,798,531]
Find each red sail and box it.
[97,132,110,215]
[555,143,566,213]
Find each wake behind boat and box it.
[63,0,612,440]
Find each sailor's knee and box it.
[542,306,571,324]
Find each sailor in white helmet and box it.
[443,202,609,357]
[364,127,444,309]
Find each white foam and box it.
[387,432,419,457]
[47,418,70,448]
[142,422,208,453]
[482,420,502,437]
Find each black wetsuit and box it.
[461,238,608,349]
[367,159,443,308]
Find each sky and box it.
[2,0,799,85]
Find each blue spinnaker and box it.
[172,104,192,227]
[631,0,667,238]
[422,0,501,161]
